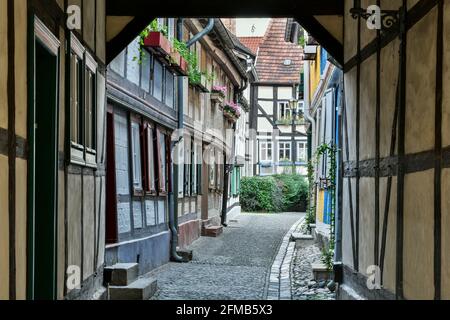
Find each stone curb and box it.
[267,216,305,300]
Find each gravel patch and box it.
[291,242,336,300]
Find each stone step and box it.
[202,225,223,237]
[109,277,158,300]
[312,263,333,281]
[290,233,314,241]
[104,263,139,286]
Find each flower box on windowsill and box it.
[210,92,225,105]
[143,32,172,57]
[193,74,209,93]
[211,86,227,104]
[223,102,241,123]
[198,74,209,92]
[169,50,188,76]
[223,110,238,123]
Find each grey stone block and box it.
[312,263,333,281]
[104,263,139,286]
[291,233,314,241]
[109,277,158,300]
[177,249,193,261]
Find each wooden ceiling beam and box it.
[106,0,344,17]
[294,14,344,66]
[106,16,155,64]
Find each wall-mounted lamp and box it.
[289,99,299,118]
[350,0,401,33]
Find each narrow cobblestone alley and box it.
[147,213,304,300]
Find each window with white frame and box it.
[184,138,192,197]
[131,119,143,192]
[259,141,272,162]
[279,142,292,162]
[297,141,307,163]
[156,129,168,194]
[298,101,305,115]
[192,141,198,196]
[144,122,156,194]
[278,102,292,121]
[165,71,175,108]
[153,59,163,101]
[69,33,97,167]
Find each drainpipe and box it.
[169,18,216,261]
[169,18,186,263]
[303,63,316,157]
[221,76,248,226]
[186,19,215,48]
[334,72,344,273]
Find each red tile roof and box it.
[255,18,303,84]
[238,36,264,55]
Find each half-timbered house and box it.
[289,0,450,301]
[0,0,107,300]
[243,18,308,177]
[103,17,252,280]
[300,32,345,246]
[3,0,450,301]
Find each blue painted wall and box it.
[105,231,171,276]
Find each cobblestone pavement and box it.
[291,242,336,300]
[148,212,304,300]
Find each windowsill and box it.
[107,223,170,248]
[276,120,306,126]
[145,190,158,197]
[70,143,98,169]
[158,191,168,197]
[278,162,294,166]
[259,162,273,167]
[70,142,85,165]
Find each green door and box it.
[27,16,60,300]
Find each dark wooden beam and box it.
[434,0,443,301]
[106,16,155,64]
[374,0,381,269]
[8,0,16,300]
[106,0,344,17]
[344,0,438,73]
[343,147,450,178]
[342,86,357,270]
[294,14,344,66]
[396,2,407,300]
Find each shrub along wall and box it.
[240,174,308,213]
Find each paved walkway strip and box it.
[266,216,305,300]
[149,213,303,300]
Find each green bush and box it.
[240,174,308,213]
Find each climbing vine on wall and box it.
[313,143,338,271]
[306,159,316,227]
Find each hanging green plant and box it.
[306,159,316,226]
[133,19,215,86]
[313,142,338,271]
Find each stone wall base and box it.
[178,219,201,249]
[337,265,396,300]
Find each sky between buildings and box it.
[235,18,270,37]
